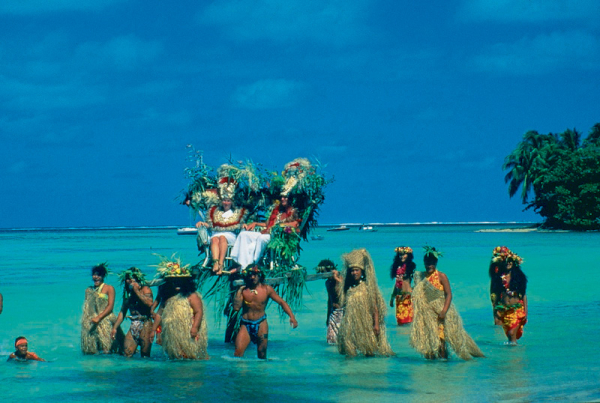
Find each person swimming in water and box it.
[8,337,45,362]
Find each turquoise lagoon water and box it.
[0,225,599,402]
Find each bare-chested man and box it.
[233,265,298,359]
[112,267,154,358]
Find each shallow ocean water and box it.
[1,225,599,402]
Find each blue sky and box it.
[1,0,599,228]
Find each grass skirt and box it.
[337,282,394,357]
[161,293,208,359]
[81,288,123,354]
[410,276,484,360]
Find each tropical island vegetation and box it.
[503,123,600,230]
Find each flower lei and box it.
[500,274,516,297]
[395,264,406,288]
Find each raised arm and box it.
[268,286,298,328]
[232,286,245,311]
[438,272,452,320]
[92,285,116,324]
[131,283,153,308]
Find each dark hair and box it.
[124,267,146,284]
[492,264,528,299]
[423,254,438,266]
[92,263,108,277]
[243,264,266,284]
[168,276,197,294]
[390,252,416,281]
[489,260,506,279]
[318,259,337,273]
[508,266,527,297]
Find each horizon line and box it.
[0,221,538,231]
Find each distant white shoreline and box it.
[1,222,539,231]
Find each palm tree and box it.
[558,128,581,152]
[583,123,600,148]
[503,131,558,204]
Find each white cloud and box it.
[0,0,121,15]
[458,0,600,23]
[232,79,306,109]
[199,0,370,46]
[74,35,163,71]
[471,31,600,75]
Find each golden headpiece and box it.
[343,248,369,270]
[217,164,239,200]
[281,158,311,196]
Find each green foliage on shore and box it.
[503,123,600,230]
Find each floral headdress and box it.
[154,255,192,278]
[506,252,523,266]
[491,246,511,263]
[394,246,413,255]
[423,245,443,259]
[241,264,265,282]
[217,164,239,200]
[316,259,337,273]
[241,264,261,276]
[117,267,147,286]
[281,158,312,196]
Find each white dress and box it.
[230,231,270,269]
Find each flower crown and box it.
[506,252,523,266]
[491,246,523,265]
[241,264,264,277]
[117,267,147,286]
[154,254,191,278]
[394,246,413,255]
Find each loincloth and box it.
[241,314,267,344]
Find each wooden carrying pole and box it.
[232,271,332,287]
